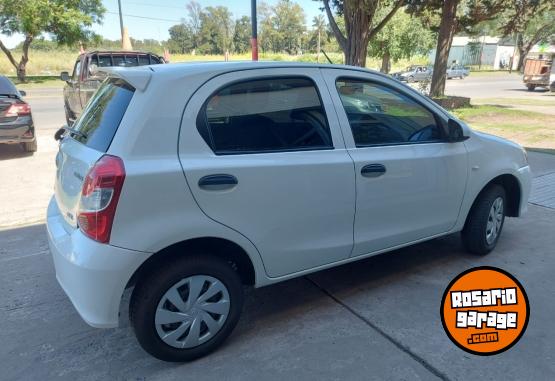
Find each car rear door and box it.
[179,68,356,278]
[322,68,467,256]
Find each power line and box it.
[105,11,182,23]
[124,1,185,10]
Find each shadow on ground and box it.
[0,144,33,161]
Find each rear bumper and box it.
[46,196,150,328]
[0,117,34,144]
[517,165,532,216]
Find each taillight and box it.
[77,155,125,243]
[5,102,31,117]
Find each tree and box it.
[321,0,404,67]
[167,23,194,54]
[233,16,251,54]
[186,0,203,51]
[198,6,234,54]
[312,14,327,61]
[410,0,504,97]
[499,0,555,71]
[368,8,435,73]
[0,0,104,81]
[259,0,306,53]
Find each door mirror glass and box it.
[54,126,66,141]
[447,119,469,142]
[60,71,70,82]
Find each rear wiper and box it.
[54,125,87,141]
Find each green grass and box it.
[454,105,555,149]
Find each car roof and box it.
[101,61,391,91]
[0,75,18,95]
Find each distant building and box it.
[428,36,522,70]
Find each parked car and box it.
[61,50,165,125]
[47,62,531,362]
[391,65,432,82]
[522,57,554,91]
[446,64,470,79]
[0,75,36,153]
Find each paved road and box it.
[1,79,554,380]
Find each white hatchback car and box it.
[47,62,531,361]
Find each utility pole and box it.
[118,0,125,44]
[251,0,258,61]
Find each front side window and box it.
[336,79,443,146]
[198,77,333,154]
[72,60,81,81]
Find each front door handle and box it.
[361,164,386,178]
[198,174,238,191]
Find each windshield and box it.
[72,78,135,152]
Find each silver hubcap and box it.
[486,197,504,245]
[155,275,230,349]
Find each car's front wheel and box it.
[130,254,244,362]
[462,185,506,255]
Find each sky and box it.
[2,0,325,48]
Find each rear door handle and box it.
[361,164,386,178]
[198,174,238,191]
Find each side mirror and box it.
[54,126,66,141]
[18,90,26,97]
[60,71,70,82]
[447,119,469,143]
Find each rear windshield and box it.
[0,76,18,95]
[72,78,134,152]
[91,54,162,67]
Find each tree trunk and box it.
[381,50,391,73]
[16,36,33,82]
[430,0,459,97]
[343,0,372,67]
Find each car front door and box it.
[179,68,356,278]
[322,69,468,256]
[64,59,82,117]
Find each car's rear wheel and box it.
[527,84,536,91]
[462,185,506,255]
[130,254,244,362]
[21,140,37,153]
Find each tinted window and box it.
[199,77,332,154]
[72,78,134,152]
[112,55,138,67]
[336,79,443,146]
[0,76,18,95]
[96,55,113,67]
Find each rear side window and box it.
[72,78,134,152]
[197,77,333,154]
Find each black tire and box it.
[462,184,506,255]
[130,254,244,362]
[407,75,415,83]
[526,84,536,91]
[21,139,37,153]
